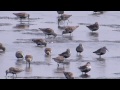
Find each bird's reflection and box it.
[54,67,65,73]
[13,23,30,30]
[25,66,32,73]
[44,55,51,64]
[62,35,73,40]
[89,32,99,37]
[96,57,105,61]
[88,32,99,41]
[96,57,106,66]
[80,74,90,78]
[0,51,5,55]
[15,59,24,67]
[58,25,66,30]
[76,55,83,60]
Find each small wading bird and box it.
[86,22,99,32]
[44,48,52,56]
[78,62,91,74]
[58,14,72,26]
[6,67,24,77]
[59,49,71,59]
[57,11,64,16]
[93,46,108,58]
[39,28,57,38]
[32,38,47,47]
[25,55,33,68]
[0,43,5,52]
[93,11,103,14]
[13,12,30,22]
[15,51,24,60]
[63,72,74,79]
[53,56,65,68]
[76,44,84,55]
[62,26,79,36]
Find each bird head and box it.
[103,46,109,51]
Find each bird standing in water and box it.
[6,67,24,77]
[15,51,24,60]
[78,62,91,74]
[86,22,99,32]
[39,28,57,38]
[62,26,79,36]
[93,46,108,58]
[76,44,84,55]
[59,49,71,59]
[25,55,33,68]
[44,48,52,56]
[13,12,30,22]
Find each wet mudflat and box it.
[0,11,120,79]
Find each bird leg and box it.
[29,62,30,68]
[57,63,59,67]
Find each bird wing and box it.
[93,48,102,53]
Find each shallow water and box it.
[1,11,120,79]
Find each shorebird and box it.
[53,56,65,68]
[93,11,103,14]
[44,48,52,56]
[63,72,74,79]
[78,62,91,74]
[93,46,108,58]
[13,12,30,22]
[15,51,24,60]
[6,67,24,77]
[32,38,47,47]
[62,26,79,36]
[57,11,64,16]
[0,43,5,51]
[39,28,57,38]
[58,14,72,26]
[25,55,33,68]
[59,49,71,59]
[76,44,84,55]
[86,22,99,32]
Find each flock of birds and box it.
[0,11,107,79]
